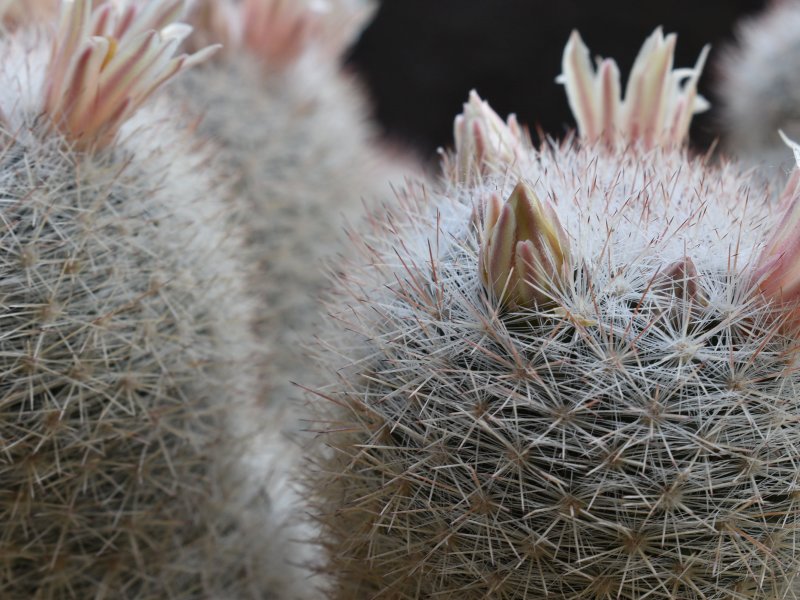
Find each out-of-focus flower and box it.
[43,0,219,148]
[184,0,239,52]
[243,0,371,67]
[452,90,525,184]
[0,0,56,31]
[480,181,571,309]
[557,27,710,149]
[751,132,800,322]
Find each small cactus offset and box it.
[308,29,800,599]
[718,0,800,180]
[0,1,277,597]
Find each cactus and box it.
[0,1,295,597]
[718,0,800,182]
[308,28,800,599]
[175,0,410,407]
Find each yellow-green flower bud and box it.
[480,181,571,309]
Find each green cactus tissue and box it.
[308,28,800,599]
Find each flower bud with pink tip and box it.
[480,181,571,309]
[558,27,709,148]
[452,90,525,184]
[43,0,218,148]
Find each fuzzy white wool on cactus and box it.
[308,27,800,600]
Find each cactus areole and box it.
[311,29,800,599]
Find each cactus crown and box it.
[311,28,800,599]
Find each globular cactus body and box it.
[309,29,800,599]
[169,5,409,595]
[0,2,286,597]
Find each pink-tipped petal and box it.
[452,90,525,184]
[598,59,621,147]
[43,0,215,149]
[753,134,800,324]
[486,203,517,299]
[558,27,709,149]
[560,30,600,142]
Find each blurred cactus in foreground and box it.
[307,28,800,599]
[0,1,289,596]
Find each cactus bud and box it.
[655,256,707,305]
[558,27,710,148]
[480,181,570,309]
[43,0,219,149]
[453,90,524,184]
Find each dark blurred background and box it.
[347,0,769,164]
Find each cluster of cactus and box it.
[0,0,312,597]
[7,0,800,598]
[718,0,800,181]
[307,27,800,599]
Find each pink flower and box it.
[557,27,710,148]
[236,0,370,67]
[1,0,56,31]
[43,0,219,149]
